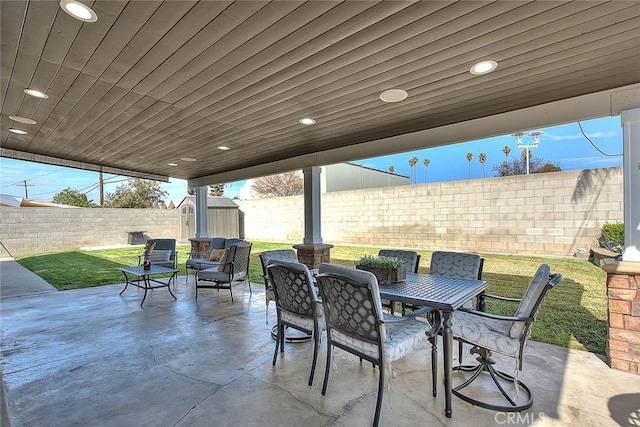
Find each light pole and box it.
[513,131,543,174]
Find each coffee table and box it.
[118,265,178,306]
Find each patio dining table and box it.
[378,273,489,418]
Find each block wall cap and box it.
[602,260,640,275]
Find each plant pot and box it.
[356,265,406,283]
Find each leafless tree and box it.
[251,171,304,198]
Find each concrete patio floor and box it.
[1,259,639,426]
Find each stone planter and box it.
[356,265,406,283]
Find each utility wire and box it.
[578,121,622,156]
[0,172,53,189]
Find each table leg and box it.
[167,273,177,300]
[442,311,453,418]
[140,275,150,306]
[119,271,130,295]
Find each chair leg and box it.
[321,344,332,395]
[430,335,438,397]
[247,280,252,294]
[374,360,384,427]
[309,328,319,386]
[452,348,533,412]
[458,339,463,364]
[280,325,285,353]
[272,323,281,366]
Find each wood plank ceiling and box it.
[2,0,639,182]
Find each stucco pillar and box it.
[621,108,640,262]
[602,259,640,375]
[189,186,210,258]
[294,166,332,269]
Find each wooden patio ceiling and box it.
[1,1,639,184]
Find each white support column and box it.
[195,186,209,239]
[302,166,322,244]
[621,108,640,262]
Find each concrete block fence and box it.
[0,167,622,258]
[0,208,178,258]
[237,167,623,257]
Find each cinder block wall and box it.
[0,208,178,257]
[0,167,622,258]
[237,167,622,257]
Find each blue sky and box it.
[0,116,623,203]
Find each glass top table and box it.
[118,265,178,306]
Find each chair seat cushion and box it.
[452,310,520,357]
[197,268,228,282]
[197,267,246,282]
[383,316,428,363]
[187,258,219,270]
[280,304,325,332]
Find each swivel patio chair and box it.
[377,249,420,314]
[259,249,300,319]
[427,251,483,397]
[267,260,324,386]
[196,242,252,302]
[316,263,429,427]
[449,264,562,412]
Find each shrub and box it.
[355,255,404,269]
[602,223,624,245]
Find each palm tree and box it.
[501,145,511,176]
[423,158,430,183]
[408,156,418,184]
[388,165,395,174]
[478,152,487,178]
[466,152,473,179]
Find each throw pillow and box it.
[149,250,172,263]
[217,250,229,271]
[209,249,226,261]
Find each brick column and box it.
[293,243,333,270]
[189,237,211,259]
[602,259,640,375]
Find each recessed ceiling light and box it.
[470,60,498,75]
[167,163,178,166]
[180,157,197,162]
[299,118,316,125]
[9,116,37,125]
[24,88,48,99]
[217,146,230,151]
[379,89,408,103]
[59,0,98,22]
[9,128,28,135]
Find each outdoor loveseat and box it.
[185,237,245,280]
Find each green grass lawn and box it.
[17,242,608,354]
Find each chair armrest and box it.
[458,307,534,323]
[482,294,522,303]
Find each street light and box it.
[513,131,544,175]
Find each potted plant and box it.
[355,255,406,283]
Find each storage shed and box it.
[176,196,242,241]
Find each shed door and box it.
[181,206,195,240]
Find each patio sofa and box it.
[185,237,246,280]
